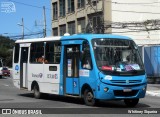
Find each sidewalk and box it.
[146,84,160,97]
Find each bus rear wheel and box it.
[83,89,96,106]
[33,84,41,99]
[124,99,139,107]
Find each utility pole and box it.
[43,6,46,38]
[22,18,24,39]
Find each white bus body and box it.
[13,36,61,95]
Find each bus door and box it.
[64,45,80,95]
[20,47,29,88]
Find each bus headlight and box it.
[104,87,109,92]
[142,86,147,91]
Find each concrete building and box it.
[51,0,160,45]
[51,0,111,35]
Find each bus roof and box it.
[15,34,132,43]
[61,34,132,41]
[15,36,61,43]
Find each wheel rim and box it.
[34,86,39,97]
[86,92,94,102]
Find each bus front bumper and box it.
[95,83,147,100]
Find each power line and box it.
[9,31,43,40]
[112,10,160,14]
[106,0,160,5]
[8,0,52,10]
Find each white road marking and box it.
[4,84,9,87]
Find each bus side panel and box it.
[13,63,21,89]
[42,64,60,94]
[27,64,61,94]
[79,69,97,96]
[12,46,21,89]
[27,64,44,90]
[59,45,64,95]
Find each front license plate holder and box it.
[123,88,132,92]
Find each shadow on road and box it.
[0,76,8,79]
[18,93,150,108]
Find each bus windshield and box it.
[92,38,145,76]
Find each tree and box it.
[0,35,15,67]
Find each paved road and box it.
[0,77,160,117]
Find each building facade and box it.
[51,0,111,36]
[51,0,160,45]
[111,0,160,45]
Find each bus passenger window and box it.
[81,41,92,69]
[45,41,61,64]
[30,42,44,63]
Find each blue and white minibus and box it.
[12,34,147,107]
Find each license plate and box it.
[123,88,132,92]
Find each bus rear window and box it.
[14,44,20,63]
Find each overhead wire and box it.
[4,0,160,37]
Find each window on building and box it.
[93,16,100,28]
[68,0,75,13]
[88,13,103,33]
[60,25,66,36]
[14,44,20,63]
[60,0,65,17]
[45,41,61,64]
[52,28,58,36]
[77,18,85,33]
[87,0,98,6]
[78,0,85,8]
[93,16,102,33]
[68,21,75,35]
[53,2,58,20]
[30,42,44,63]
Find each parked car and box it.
[1,67,10,77]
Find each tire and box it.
[0,75,2,78]
[33,84,41,99]
[83,89,96,106]
[124,99,139,107]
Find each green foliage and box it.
[0,35,15,67]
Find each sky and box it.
[0,0,51,39]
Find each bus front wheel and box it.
[124,99,139,107]
[83,89,96,106]
[33,84,41,99]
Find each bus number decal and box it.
[47,74,58,79]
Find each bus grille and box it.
[110,80,141,84]
[114,90,138,97]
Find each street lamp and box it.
[17,18,24,39]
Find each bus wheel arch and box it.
[81,84,96,106]
[31,81,41,99]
